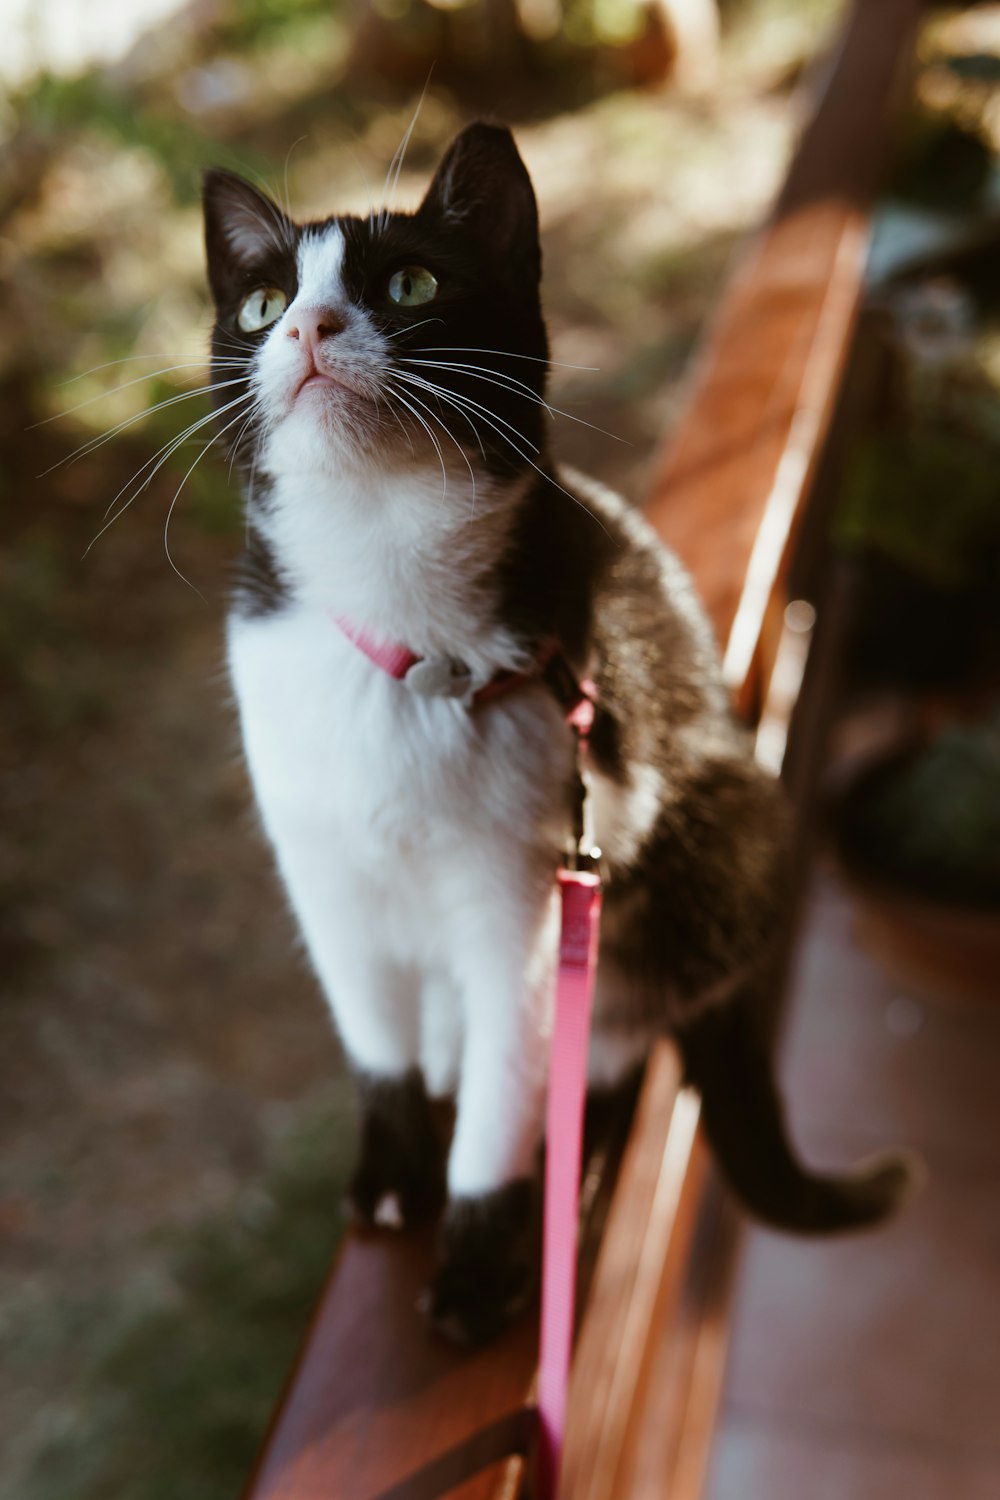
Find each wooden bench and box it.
[242,3,921,1495]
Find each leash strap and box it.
[537,860,602,1499]
[536,658,600,1498]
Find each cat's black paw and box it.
[347,1069,445,1231]
[421,1179,536,1346]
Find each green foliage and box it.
[836,428,1000,591]
[219,0,344,47]
[892,114,992,212]
[0,536,109,735]
[16,74,268,203]
[136,378,245,539]
[21,76,201,201]
[840,714,1000,907]
[561,0,647,49]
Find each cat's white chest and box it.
[228,605,572,872]
[231,609,446,856]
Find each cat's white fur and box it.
[230,595,574,1195]
[229,227,593,1197]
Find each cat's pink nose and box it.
[286,306,345,351]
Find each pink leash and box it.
[327,610,601,1493]
[538,865,602,1498]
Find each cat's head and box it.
[202,122,549,485]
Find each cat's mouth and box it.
[295,370,351,399]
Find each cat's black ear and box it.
[419,123,541,286]
[202,169,294,304]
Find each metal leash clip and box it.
[566,738,601,873]
[403,655,475,701]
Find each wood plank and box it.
[243,1230,537,1500]
[646,0,920,711]
[622,1184,741,1500]
[559,1049,704,1500]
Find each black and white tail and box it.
[678,997,921,1233]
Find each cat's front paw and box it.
[421,1179,536,1346]
[347,1069,445,1231]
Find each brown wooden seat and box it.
[242,4,922,1496]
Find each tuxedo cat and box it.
[203,122,914,1346]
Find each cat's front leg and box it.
[423,868,557,1345]
[271,837,446,1228]
[349,1068,446,1230]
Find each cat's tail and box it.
[676,996,922,1233]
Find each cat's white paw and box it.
[373,1192,405,1230]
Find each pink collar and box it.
[331,614,421,681]
[328,611,595,730]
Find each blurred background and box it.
[1,2,998,1498]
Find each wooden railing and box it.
[242,4,920,1496]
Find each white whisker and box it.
[281,137,306,222]
[164,396,261,596]
[401,357,627,443]
[212,329,260,358]
[395,370,541,454]
[391,372,486,464]
[57,352,243,386]
[378,76,432,234]
[383,316,446,342]
[34,361,248,429]
[383,386,449,501]
[234,160,298,255]
[343,138,376,233]
[41,377,250,478]
[227,400,266,480]
[387,378,478,511]
[106,390,253,525]
[393,371,609,534]
[87,390,253,550]
[421,345,600,371]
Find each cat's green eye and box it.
[237,287,288,333]
[388,266,438,307]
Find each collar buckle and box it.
[403,656,475,701]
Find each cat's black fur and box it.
[203,122,915,1346]
[350,1069,446,1228]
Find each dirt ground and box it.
[1,3,852,1496]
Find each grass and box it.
[14,1086,356,1500]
